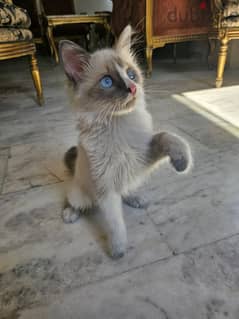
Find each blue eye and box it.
[127,68,136,80]
[100,75,113,88]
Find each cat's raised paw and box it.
[62,207,80,224]
[171,156,188,172]
[167,135,192,173]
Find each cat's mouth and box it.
[113,97,137,116]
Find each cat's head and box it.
[59,25,144,119]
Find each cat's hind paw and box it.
[62,206,80,224]
[123,195,148,209]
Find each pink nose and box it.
[129,84,137,96]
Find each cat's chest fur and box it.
[78,107,153,192]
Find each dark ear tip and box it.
[58,40,65,51]
[58,40,79,63]
[58,40,74,52]
[58,40,88,55]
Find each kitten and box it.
[59,25,192,259]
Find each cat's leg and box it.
[124,133,191,209]
[62,145,94,223]
[148,132,192,172]
[99,192,127,259]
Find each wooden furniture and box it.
[14,0,80,44]
[45,14,110,63]
[111,0,212,76]
[146,0,212,76]
[0,0,43,105]
[38,0,110,63]
[14,0,45,44]
[111,0,145,37]
[209,0,239,87]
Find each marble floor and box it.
[0,55,239,319]
[183,85,239,131]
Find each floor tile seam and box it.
[0,180,63,199]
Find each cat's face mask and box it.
[59,25,144,116]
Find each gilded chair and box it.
[0,0,43,105]
[38,0,111,63]
[210,0,239,87]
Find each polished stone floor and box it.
[0,55,239,319]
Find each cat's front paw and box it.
[109,236,127,259]
[170,150,189,172]
[150,132,192,173]
[62,206,80,223]
[168,136,192,173]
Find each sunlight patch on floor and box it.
[173,85,239,138]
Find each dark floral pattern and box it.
[0,27,32,42]
[0,1,32,43]
[222,1,239,26]
[0,0,31,28]
[213,0,239,26]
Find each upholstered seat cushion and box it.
[0,27,32,42]
[0,0,31,28]
[222,3,239,26]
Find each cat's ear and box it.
[59,40,90,83]
[115,25,132,53]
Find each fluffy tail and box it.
[64,146,78,175]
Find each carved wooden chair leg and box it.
[47,25,59,63]
[30,53,44,105]
[216,37,229,88]
[146,46,153,77]
[104,21,112,47]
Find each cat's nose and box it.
[128,84,137,96]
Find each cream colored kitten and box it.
[59,26,192,258]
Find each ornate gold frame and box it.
[45,14,110,63]
[209,28,239,87]
[209,1,239,87]
[145,0,210,76]
[0,41,44,105]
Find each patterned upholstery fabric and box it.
[0,0,32,43]
[213,0,239,26]
[0,0,30,28]
[222,2,239,26]
[0,27,32,42]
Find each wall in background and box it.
[73,0,112,14]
